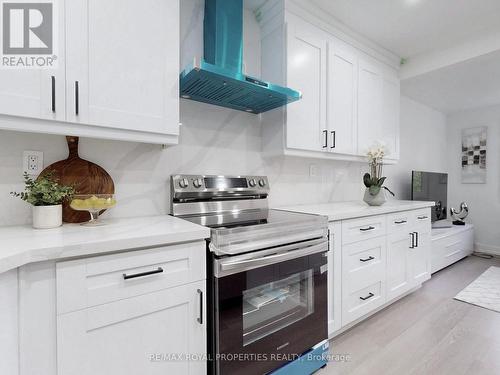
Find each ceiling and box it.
[244,0,500,113]
[401,50,500,114]
[308,0,500,58]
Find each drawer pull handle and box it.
[75,81,79,116]
[123,267,163,280]
[51,75,56,113]
[394,220,407,224]
[418,216,428,220]
[197,289,203,324]
[360,292,374,301]
[414,231,419,247]
[359,226,375,232]
[360,256,375,262]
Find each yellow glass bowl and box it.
[70,194,116,225]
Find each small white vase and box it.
[32,205,62,229]
[363,188,387,206]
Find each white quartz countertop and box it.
[0,215,209,274]
[278,200,435,221]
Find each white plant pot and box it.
[32,205,63,229]
[363,188,387,206]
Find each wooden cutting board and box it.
[39,136,115,223]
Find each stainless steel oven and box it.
[170,174,329,375]
[212,237,328,375]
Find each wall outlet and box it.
[23,151,44,175]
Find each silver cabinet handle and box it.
[417,216,428,220]
[197,289,203,324]
[414,231,419,247]
[409,233,415,248]
[394,220,407,224]
[359,256,374,262]
[51,76,56,113]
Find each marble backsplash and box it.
[0,96,447,227]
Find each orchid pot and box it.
[363,145,395,206]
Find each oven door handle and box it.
[217,242,328,276]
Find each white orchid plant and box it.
[363,144,395,197]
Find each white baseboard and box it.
[475,242,500,256]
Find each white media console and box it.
[431,223,474,273]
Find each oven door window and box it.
[242,269,314,346]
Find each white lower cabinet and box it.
[56,243,207,375]
[387,232,412,301]
[411,226,431,285]
[57,281,206,375]
[431,224,474,274]
[331,207,432,334]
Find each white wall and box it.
[385,96,448,199]
[447,105,500,254]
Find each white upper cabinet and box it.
[357,57,400,160]
[0,0,180,145]
[327,40,358,155]
[357,57,383,156]
[0,1,66,122]
[260,4,400,162]
[381,72,401,160]
[286,19,327,152]
[65,0,179,136]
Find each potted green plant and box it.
[11,172,75,229]
[363,145,395,206]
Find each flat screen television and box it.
[411,171,448,222]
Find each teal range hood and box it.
[180,0,301,114]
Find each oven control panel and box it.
[171,174,269,194]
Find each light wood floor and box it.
[321,255,500,375]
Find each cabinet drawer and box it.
[342,280,385,325]
[412,208,431,227]
[342,237,386,292]
[342,215,386,244]
[431,230,473,273]
[57,241,206,314]
[387,212,412,234]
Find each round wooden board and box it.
[39,136,115,223]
